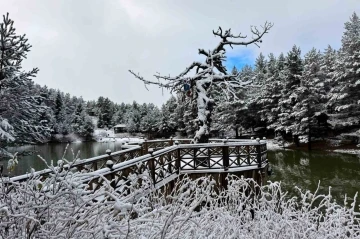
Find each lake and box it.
[1,141,125,177]
[1,142,360,204]
[267,149,360,205]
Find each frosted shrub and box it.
[0,163,359,238]
[6,153,18,172]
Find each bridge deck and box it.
[7,138,268,192]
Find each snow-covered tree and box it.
[139,103,161,135]
[277,45,303,143]
[329,12,360,128]
[211,66,247,137]
[0,13,51,152]
[52,91,71,134]
[124,101,142,133]
[71,102,94,138]
[111,102,127,125]
[258,53,277,124]
[290,48,325,147]
[96,97,113,128]
[130,22,273,143]
[158,96,179,135]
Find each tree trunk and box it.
[197,133,209,143]
[308,124,312,150]
[235,127,239,138]
[294,135,300,147]
[193,82,213,144]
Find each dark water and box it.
[2,143,360,204]
[267,149,360,205]
[1,141,124,177]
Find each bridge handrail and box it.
[8,138,267,187]
[177,141,266,148]
[72,146,141,166]
[9,145,142,182]
[77,141,267,191]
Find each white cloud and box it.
[0,0,359,106]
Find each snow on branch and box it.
[129,21,273,143]
[1,161,359,238]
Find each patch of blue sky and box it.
[224,48,256,72]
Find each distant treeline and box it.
[209,12,360,145]
[1,12,360,157]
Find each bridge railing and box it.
[9,145,142,183]
[76,140,267,193]
[177,141,267,173]
[82,145,180,192]
[8,138,267,192]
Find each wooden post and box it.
[148,149,156,185]
[246,145,250,165]
[193,148,197,168]
[106,150,116,189]
[256,144,262,168]
[174,141,181,174]
[144,139,148,155]
[169,137,173,146]
[221,144,229,190]
[138,142,143,155]
[92,162,98,171]
[88,178,94,191]
[222,146,229,170]
[176,148,181,173]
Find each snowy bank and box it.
[266,139,293,151]
[332,149,360,155]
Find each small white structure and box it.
[114,124,127,133]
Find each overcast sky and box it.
[1,0,359,106]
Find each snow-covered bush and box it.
[6,152,18,172]
[1,162,359,238]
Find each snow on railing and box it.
[77,140,267,192]
[9,138,268,192]
[9,145,143,183]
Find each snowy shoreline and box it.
[266,139,360,156]
[331,149,360,155]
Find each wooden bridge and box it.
[8,138,268,192]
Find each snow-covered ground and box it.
[266,139,292,150]
[93,128,144,144]
[93,128,114,138]
[332,149,360,155]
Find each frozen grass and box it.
[1,159,360,238]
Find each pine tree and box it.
[125,101,142,133]
[321,45,338,114]
[102,98,113,128]
[330,12,360,128]
[72,103,84,133]
[112,102,127,125]
[291,48,324,147]
[71,102,94,138]
[258,53,278,127]
[268,53,287,132]
[0,13,51,150]
[54,91,65,122]
[158,96,178,135]
[139,103,161,135]
[53,91,69,134]
[277,45,303,143]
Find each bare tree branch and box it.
[129,21,273,143]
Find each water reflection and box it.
[268,150,360,204]
[2,143,360,206]
[1,141,124,176]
